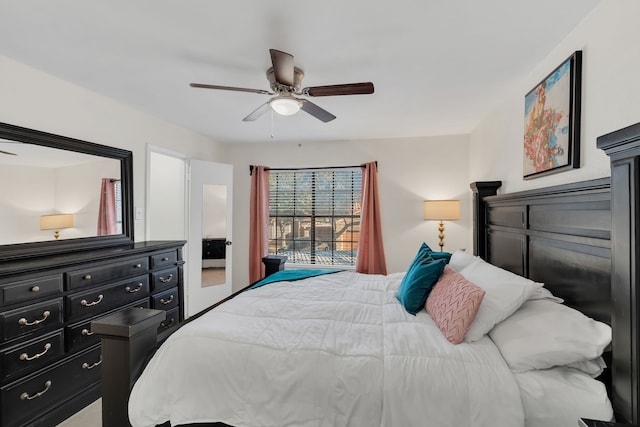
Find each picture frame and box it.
[523,50,582,179]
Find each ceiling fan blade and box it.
[269,49,295,87]
[304,82,374,97]
[300,100,336,123]
[242,102,271,122]
[190,83,272,95]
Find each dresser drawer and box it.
[151,267,178,292]
[158,307,179,334]
[66,275,150,322]
[1,275,63,307]
[152,287,179,311]
[65,257,149,290]
[0,344,102,427]
[1,298,63,342]
[1,330,64,381]
[150,251,178,269]
[65,298,150,352]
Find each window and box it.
[268,168,362,266]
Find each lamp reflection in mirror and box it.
[40,214,75,239]
[423,200,460,251]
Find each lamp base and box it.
[438,221,445,251]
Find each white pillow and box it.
[489,299,611,372]
[514,367,613,427]
[527,286,564,303]
[448,250,479,272]
[566,357,607,378]
[458,258,542,342]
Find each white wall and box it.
[0,54,228,243]
[202,184,227,238]
[0,164,55,244]
[470,0,640,192]
[227,135,470,290]
[148,151,187,241]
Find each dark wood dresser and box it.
[0,240,185,427]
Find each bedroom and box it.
[0,1,639,426]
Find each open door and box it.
[187,160,233,316]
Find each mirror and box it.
[201,184,227,287]
[0,122,134,260]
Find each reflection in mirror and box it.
[0,140,122,245]
[0,122,133,261]
[201,184,227,287]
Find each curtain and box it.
[97,178,117,236]
[356,162,387,274]
[249,166,270,283]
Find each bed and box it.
[123,121,640,427]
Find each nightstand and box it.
[262,255,287,278]
[579,419,636,427]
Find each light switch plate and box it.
[135,206,144,220]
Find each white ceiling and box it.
[0,0,602,144]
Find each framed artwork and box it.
[523,50,582,179]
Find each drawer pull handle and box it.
[18,311,50,326]
[20,380,52,400]
[31,286,40,293]
[84,274,92,281]
[20,343,52,361]
[81,295,104,307]
[160,295,174,305]
[159,274,173,284]
[82,356,102,370]
[162,257,169,261]
[134,263,142,268]
[125,283,144,293]
[81,328,94,336]
[160,318,175,328]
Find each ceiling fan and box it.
[0,140,17,156]
[189,49,374,123]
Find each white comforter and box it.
[129,271,524,427]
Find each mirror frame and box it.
[0,121,134,261]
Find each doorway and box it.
[147,147,233,318]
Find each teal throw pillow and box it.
[408,242,432,267]
[429,251,452,264]
[397,245,447,315]
[422,242,452,264]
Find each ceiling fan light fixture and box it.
[269,96,302,116]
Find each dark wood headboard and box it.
[472,178,611,322]
[471,119,640,425]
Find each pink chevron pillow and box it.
[426,266,485,344]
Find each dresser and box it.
[0,240,185,427]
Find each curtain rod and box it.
[249,162,377,175]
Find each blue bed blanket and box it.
[250,269,342,289]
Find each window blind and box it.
[268,168,362,266]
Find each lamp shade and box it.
[40,214,75,230]
[424,200,460,221]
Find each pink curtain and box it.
[97,178,117,236]
[356,162,387,275]
[249,166,270,283]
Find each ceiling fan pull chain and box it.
[270,109,275,139]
